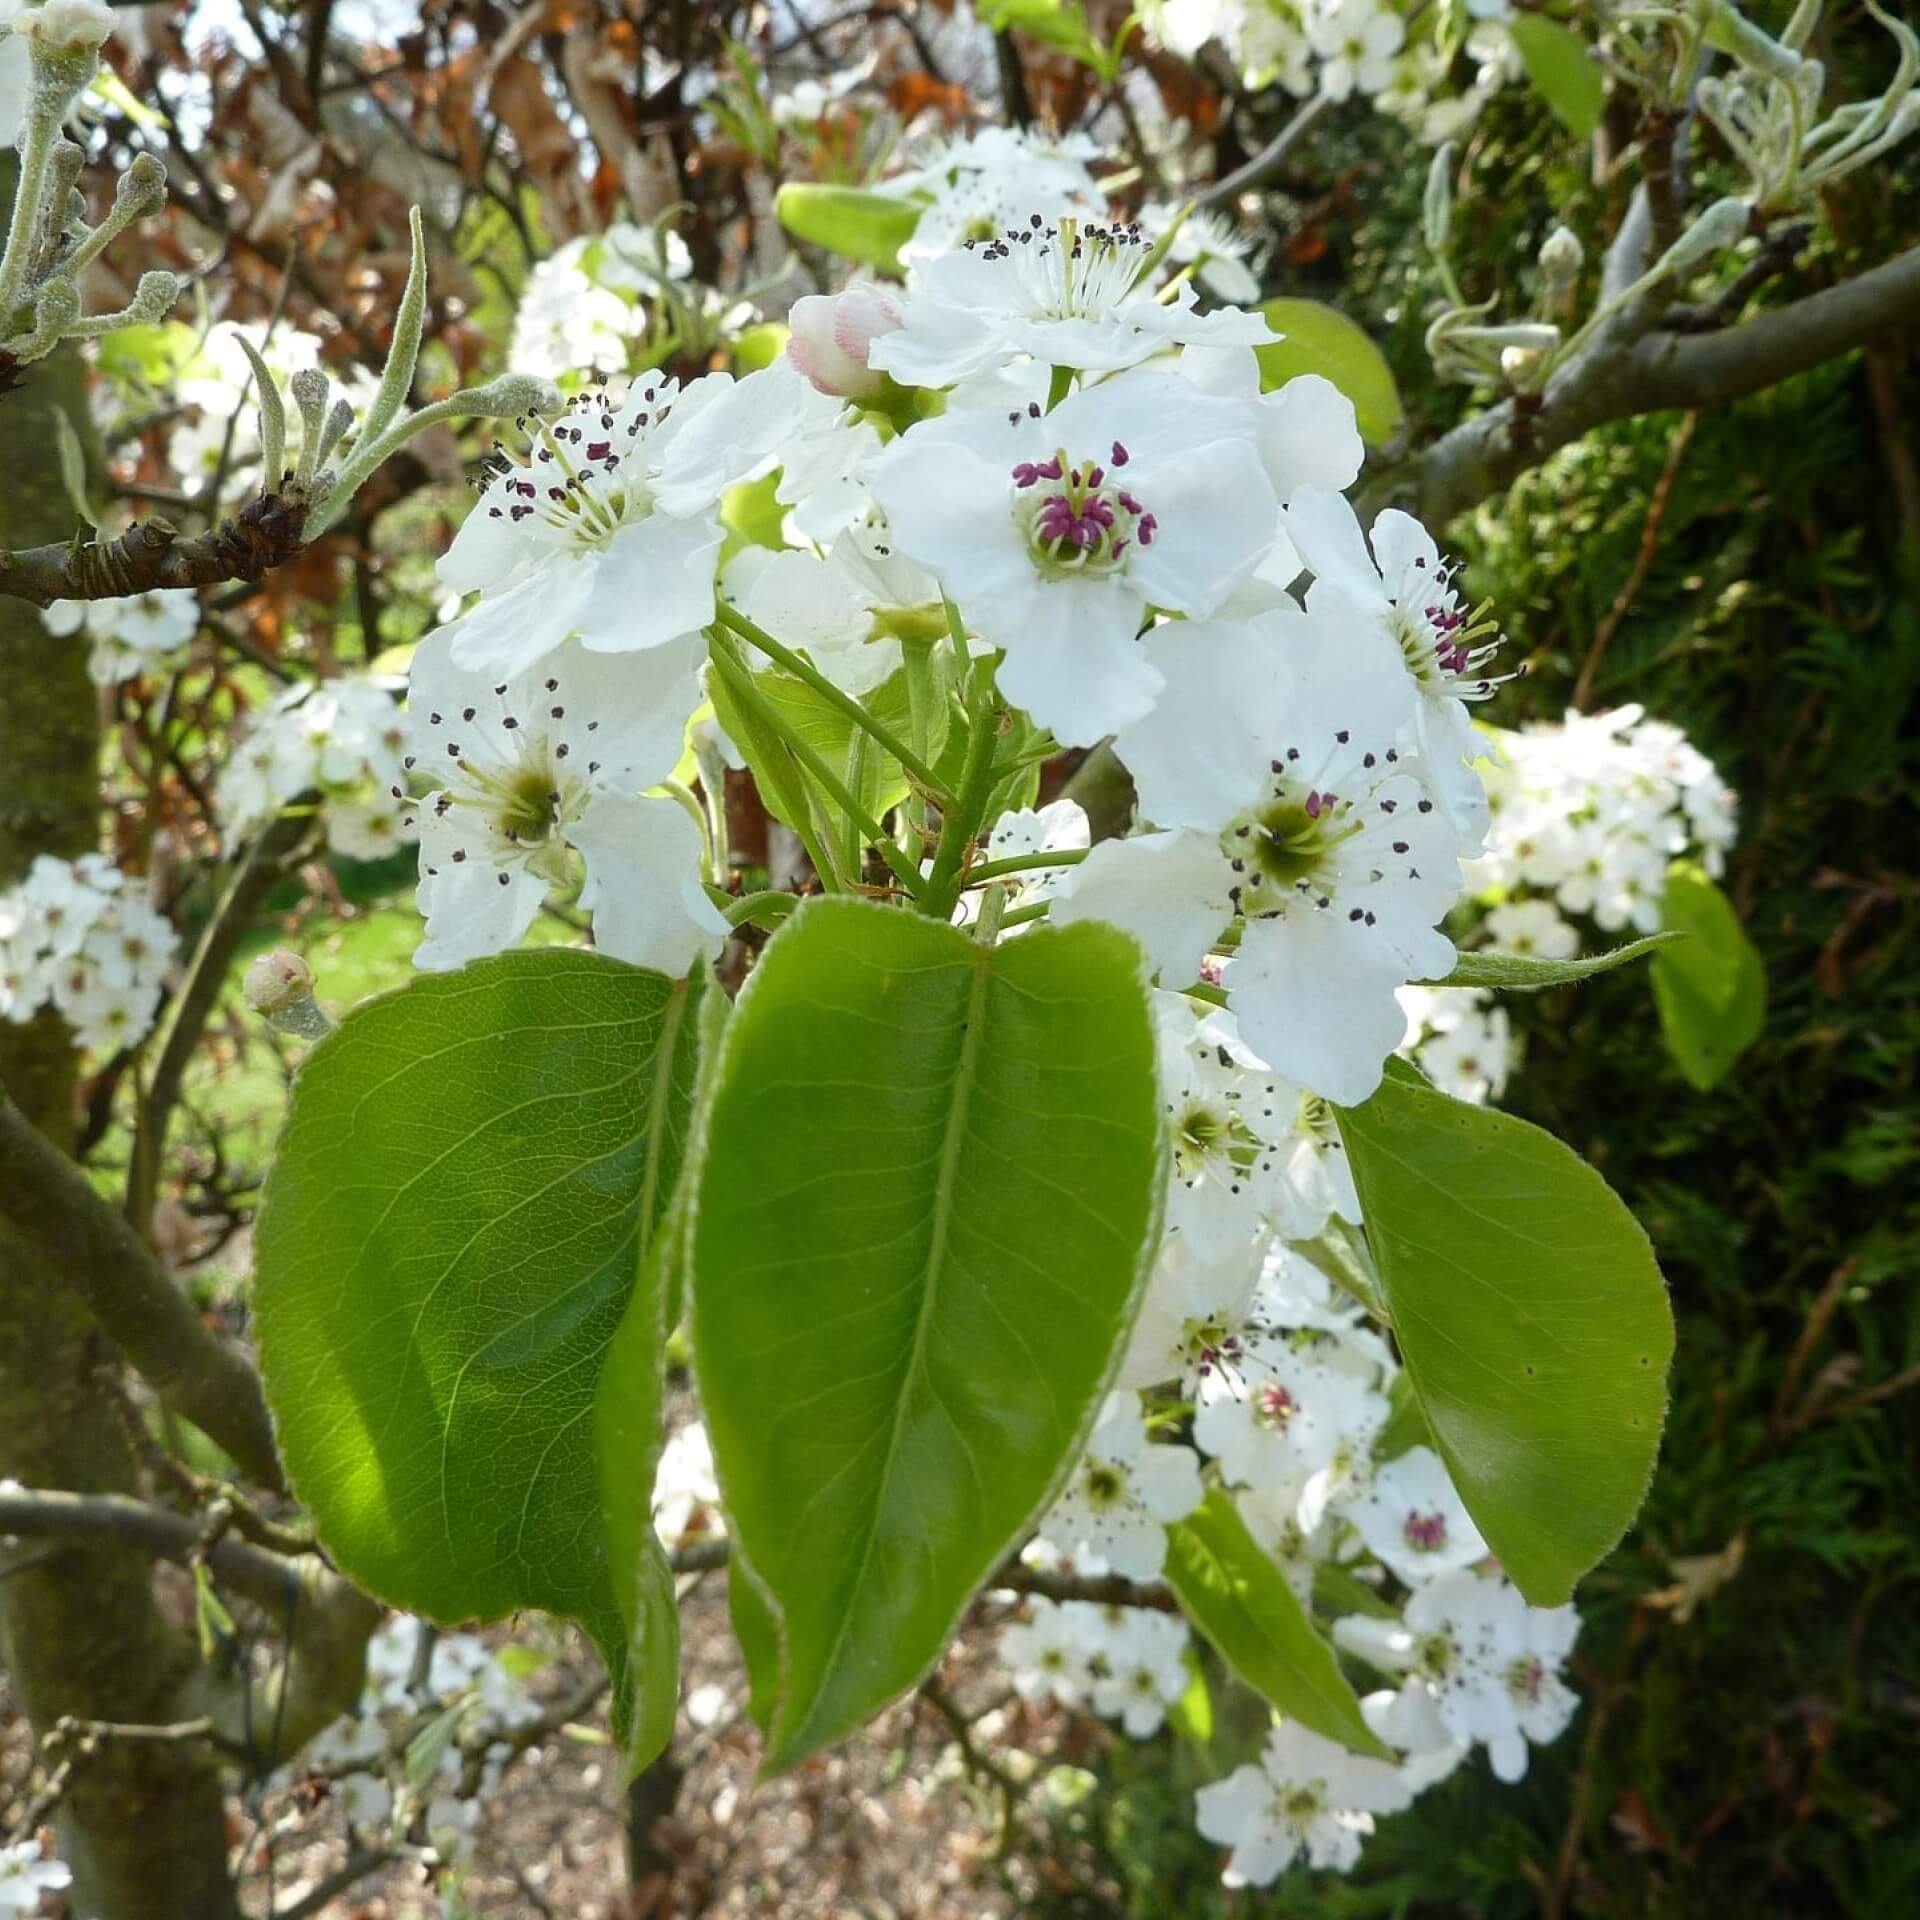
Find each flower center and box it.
[1180,1311,1247,1382]
[480,386,672,553]
[1387,567,1506,700]
[1402,1509,1449,1553]
[1253,1383,1298,1431]
[1416,1632,1458,1681]
[1083,1463,1125,1508]
[1507,1655,1547,1703]
[1222,779,1362,914]
[1280,1783,1325,1819]
[972,215,1153,322]
[1012,443,1155,577]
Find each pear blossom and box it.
[1309,0,1406,102]
[999,1595,1097,1707]
[868,216,1275,390]
[1091,1610,1193,1737]
[1054,609,1465,1104]
[1335,1568,1580,1781]
[1140,202,1262,305]
[1121,1234,1270,1393]
[406,630,722,975]
[1485,897,1579,960]
[1195,1720,1413,1882]
[1349,1445,1489,1584]
[1192,1337,1388,1505]
[0,1840,71,1917]
[1044,1391,1204,1580]
[1286,484,1506,846]
[437,376,732,680]
[43,587,199,687]
[871,368,1279,745]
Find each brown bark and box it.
[0,156,241,1919]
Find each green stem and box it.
[963,847,1090,887]
[997,901,1052,932]
[713,600,945,799]
[921,662,1003,922]
[974,883,1009,944]
[718,889,801,929]
[0,94,63,326]
[706,625,843,890]
[707,639,922,898]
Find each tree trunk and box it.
[0,159,242,1919]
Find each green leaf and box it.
[1163,1488,1388,1757]
[729,1559,782,1734]
[51,408,100,532]
[775,183,920,272]
[1508,15,1606,139]
[732,322,790,373]
[1437,931,1682,992]
[1334,1061,1672,1603]
[691,898,1164,1772]
[1169,1660,1213,1746]
[253,952,704,1737]
[1651,863,1765,1091]
[1255,300,1406,447]
[979,0,1103,69]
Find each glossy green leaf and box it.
[254,952,703,1735]
[691,898,1164,1772]
[775,183,920,272]
[729,1560,782,1734]
[1163,1488,1388,1757]
[1509,14,1606,139]
[1652,863,1765,1091]
[1256,299,1406,447]
[1335,1061,1672,1603]
[1437,931,1681,992]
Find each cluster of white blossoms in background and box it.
[1002,1050,1580,1883]
[508,222,729,386]
[289,1615,541,1871]
[0,852,177,1052]
[215,674,414,862]
[41,586,198,687]
[1143,0,1523,143]
[1395,708,1739,1105]
[1470,706,1738,935]
[160,321,371,494]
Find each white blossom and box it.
[1195,1719,1413,1882]
[1335,1568,1580,1782]
[1044,1390,1204,1580]
[1055,609,1465,1104]
[871,368,1278,745]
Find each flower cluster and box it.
[1143,0,1523,142]
[509,222,718,386]
[0,852,177,1052]
[290,1615,541,1871]
[1002,1150,1580,1883]
[215,674,414,862]
[41,586,199,687]
[1468,705,1738,937]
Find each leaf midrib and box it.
[774,937,994,1761]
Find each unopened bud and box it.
[1423,144,1455,258]
[1653,195,1753,281]
[118,151,169,216]
[244,949,333,1040]
[1538,225,1584,286]
[20,0,116,51]
[127,270,178,323]
[1501,344,1546,383]
[785,284,904,400]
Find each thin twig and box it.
[1573,409,1697,709]
[1197,95,1333,209]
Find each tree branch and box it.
[1384,245,1920,527]
[0,489,310,610]
[0,1487,380,1770]
[126,808,314,1235]
[0,1091,283,1490]
[663,1535,1177,1612]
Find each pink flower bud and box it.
[784,285,903,400]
